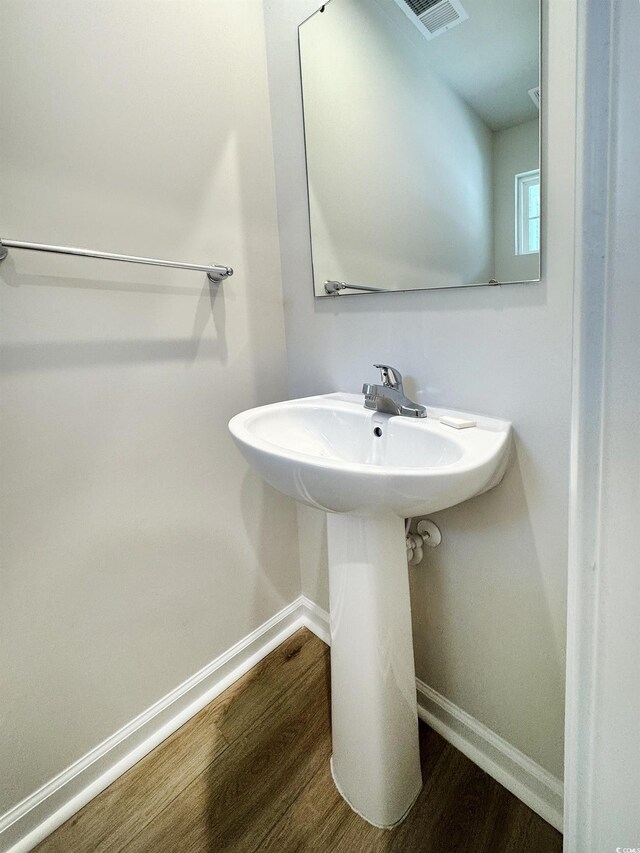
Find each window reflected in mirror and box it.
[516,170,540,256]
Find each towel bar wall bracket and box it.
[0,239,233,283]
[324,280,387,294]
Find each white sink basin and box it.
[229,392,511,516]
[229,390,512,828]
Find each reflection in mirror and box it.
[299,0,540,296]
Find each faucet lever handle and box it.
[373,364,403,390]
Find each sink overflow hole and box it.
[373,427,383,437]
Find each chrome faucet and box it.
[362,364,427,418]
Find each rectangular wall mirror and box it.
[299,0,541,297]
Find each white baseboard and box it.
[0,596,313,853]
[299,594,331,645]
[1,594,562,852]
[415,680,563,832]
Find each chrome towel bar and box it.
[0,238,233,282]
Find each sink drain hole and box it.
[373,427,383,437]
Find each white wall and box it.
[493,118,540,283]
[0,0,300,817]
[565,0,640,848]
[588,0,640,831]
[300,0,493,293]
[264,0,575,781]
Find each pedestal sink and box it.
[229,392,511,827]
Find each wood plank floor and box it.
[36,629,562,852]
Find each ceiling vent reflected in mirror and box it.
[396,0,469,40]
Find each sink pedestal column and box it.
[326,511,423,827]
